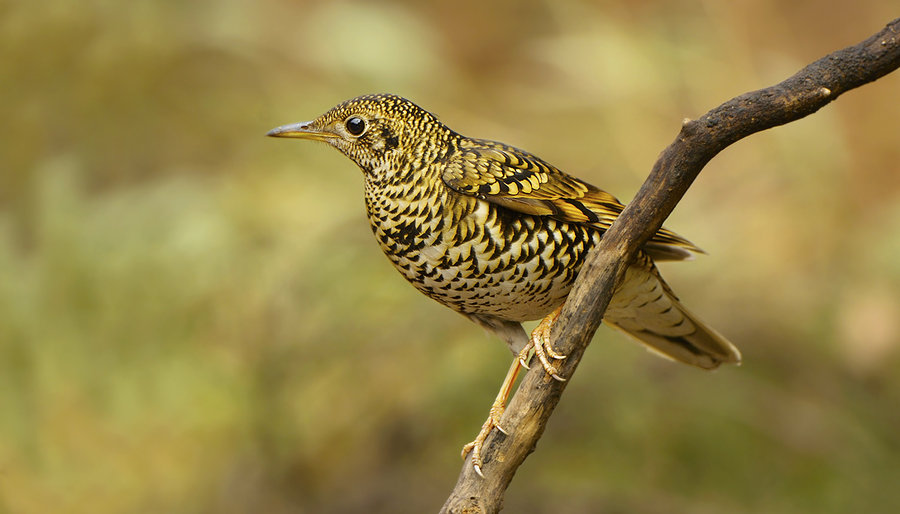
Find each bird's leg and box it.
[461,356,523,477]
[517,305,567,381]
[462,306,568,476]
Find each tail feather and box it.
[605,254,741,370]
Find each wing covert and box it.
[442,140,623,223]
[441,139,702,258]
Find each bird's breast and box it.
[364,182,600,322]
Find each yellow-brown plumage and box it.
[268,93,740,473]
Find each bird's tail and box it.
[604,255,741,370]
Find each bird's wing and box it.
[441,140,701,259]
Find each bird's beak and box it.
[266,121,338,142]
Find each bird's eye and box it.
[346,116,366,136]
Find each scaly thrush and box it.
[268,94,740,475]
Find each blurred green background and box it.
[2,1,899,512]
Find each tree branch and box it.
[441,18,900,514]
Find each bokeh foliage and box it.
[1,1,899,512]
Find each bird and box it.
[268,93,741,476]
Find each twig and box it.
[441,18,900,514]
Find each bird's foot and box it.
[517,305,567,381]
[461,357,523,477]
[461,397,508,478]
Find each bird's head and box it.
[268,94,450,178]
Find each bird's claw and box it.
[461,403,507,477]
[517,306,567,381]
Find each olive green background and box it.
[2,1,899,512]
